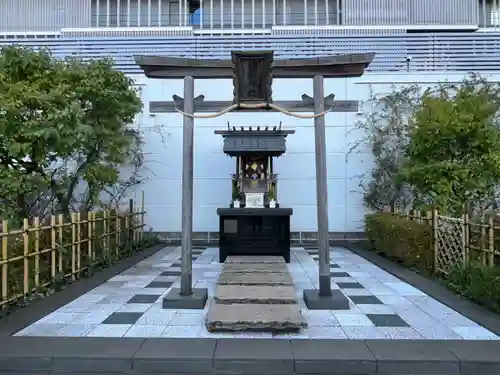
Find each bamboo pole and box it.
[88,212,93,263]
[57,214,63,273]
[71,213,77,280]
[50,215,56,279]
[103,210,109,261]
[116,210,120,256]
[1,220,8,306]
[431,210,438,273]
[23,218,29,295]
[481,215,486,266]
[141,189,145,241]
[463,212,470,265]
[488,214,495,267]
[34,217,40,288]
[76,212,81,276]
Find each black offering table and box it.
[214,124,295,264]
[218,208,292,263]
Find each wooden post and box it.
[1,220,8,306]
[180,76,194,296]
[34,217,40,288]
[50,215,56,279]
[488,214,495,267]
[313,75,331,297]
[23,218,29,295]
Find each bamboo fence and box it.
[393,208,500,274]
[0,194,146,309]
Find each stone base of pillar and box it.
[162,288,208,310]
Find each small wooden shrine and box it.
[215,124,294,263]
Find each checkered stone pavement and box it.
[14,246,500,340]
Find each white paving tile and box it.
[13,246,500,340]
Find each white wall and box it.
[129,71,500,233]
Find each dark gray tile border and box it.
[214,339,294,374]
[342,241,500,337]
[133,338,215,373]
[0,244,171,337]
[2,337,498,374]
[291,339,376,374]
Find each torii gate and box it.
[135,51,374,310]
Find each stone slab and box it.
[225,255,285,264]
[162,288,208,310]
[214,339,294,374]
[222,263,288,273]
[205,303,307,332]
[214,285,297,304]
[218,272,293,286]
[302,289,350,310]
[291,339,377,374]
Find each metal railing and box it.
[2,0,500,31]
[1,31,500,73]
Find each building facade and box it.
[1,0,500,236]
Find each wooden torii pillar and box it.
[135,51,374,310]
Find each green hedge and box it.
[446,262,500,313]
[365,212,434,275]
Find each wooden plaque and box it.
[232,51,273,106]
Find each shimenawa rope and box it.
[174,102,332,119]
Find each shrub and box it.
[446,262,500,313]
[365,212,434,275]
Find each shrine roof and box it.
[214,127,295,136]
[134,52,375,79]
[214,127,294,156]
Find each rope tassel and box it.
[174,102,333,119]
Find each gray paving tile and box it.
[145,281,173,288]
[214,339,293,374]
[349,295,383,305]
[367,314,409,327]
[365,340,459,374]
[127,294,161,304]
[101,312,143,325]
[291,339,376,374]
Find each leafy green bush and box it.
[365,212,434,275]
[446,262,500,313]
